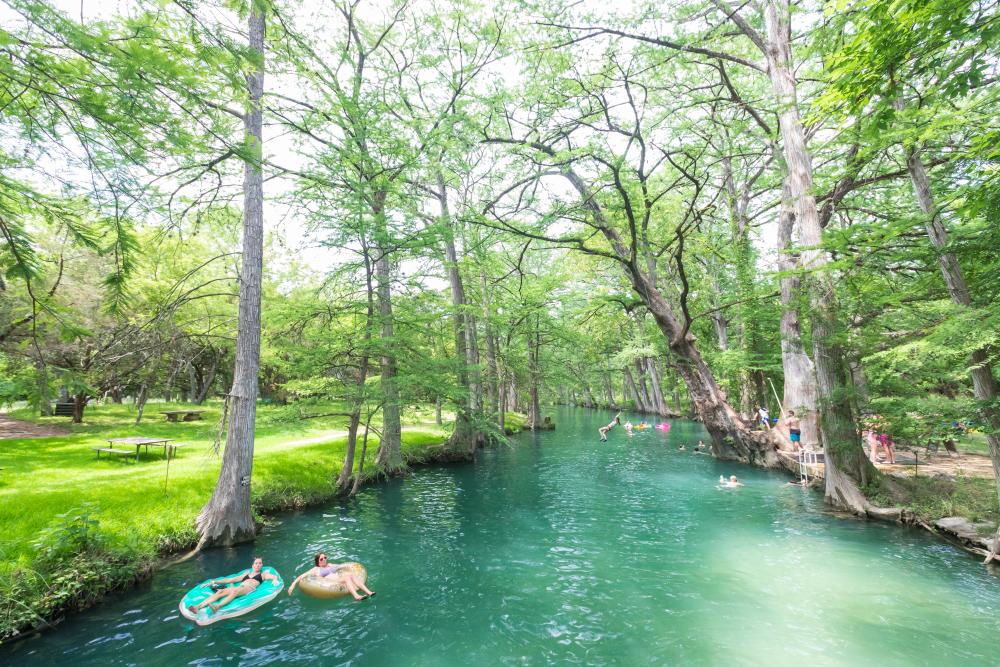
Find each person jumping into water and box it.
[599,411,622,441]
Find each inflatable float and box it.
[655,423,670,431]
[634,423,650,431]
[297,562,367,600]
[178,566,283,626]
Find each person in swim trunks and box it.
[786,410,802,451]
[288,552,375,601]
[188,556,279,614]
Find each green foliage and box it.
[31,503,106,567]
[0,401,448,640]
[870,474,1000,525]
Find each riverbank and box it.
[774,445,998,559]
[0,402,529,641]
[6,407,999,666]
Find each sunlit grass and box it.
[0,400,448,571]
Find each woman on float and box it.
[288,552,375,601]
[187,556,279,614]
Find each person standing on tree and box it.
[758,406,771,430]
[786,410,802,451]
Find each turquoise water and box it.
[5,407,1000,665]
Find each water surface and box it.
[6,407,999,666]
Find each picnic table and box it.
[160,409,206,422]
[94,436,183,463]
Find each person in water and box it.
[786,410,802,451]
[288,552,375,601]
[678,443,686,451]
[188,557,279,615]
[599,411,622,441]
[696,440,706,451]
[624,420,634,437]
[719,475,743,487]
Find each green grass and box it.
[868,474,1000,526]
[0,400,454,639]
[955,430,992,456]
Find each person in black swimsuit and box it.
[187,557,278,614]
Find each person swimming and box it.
[678,443,686,451]
[719,475,743,487]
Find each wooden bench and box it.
[161,410,206,422]
[54,402,75,416]
[94,447,139,462]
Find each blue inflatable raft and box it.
[178,566,283,626]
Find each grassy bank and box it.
[866,474,1000,527]
[0,400,487,640]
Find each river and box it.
[5,407,999,665]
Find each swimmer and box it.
[719,474,743,487]
[288,552,374,601]
[696,440,706,451]
[599,411,622,441]
[678,443,686,451]
[624,420,634,437]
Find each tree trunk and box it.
[602,372,616,408]
[635,359,653,412]
[548,159,779,461]
[195,351,220,405]
[902,127,1000,560]
[372,191,404,475]
[72,391,86,424]
[777,176,819,447]
[185,362,196,403]
[711,308,729,351]
[338,255,375,493]
[134,383,149,426]
[196,7,265,548]
[35,358,52,416]
[725,156,769,413]
[646,357,669,415]
[623,366,642,411]
[479,271,500,421]
[440,173,483,459]
[163,360,179,403]
[762,0,872,511]
[465,311,482,413]
[527,319,542,429]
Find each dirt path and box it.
[779,447,996,480]
[0,413,69,440]
[879,447,996,479]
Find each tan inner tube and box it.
[298,562,367,599]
